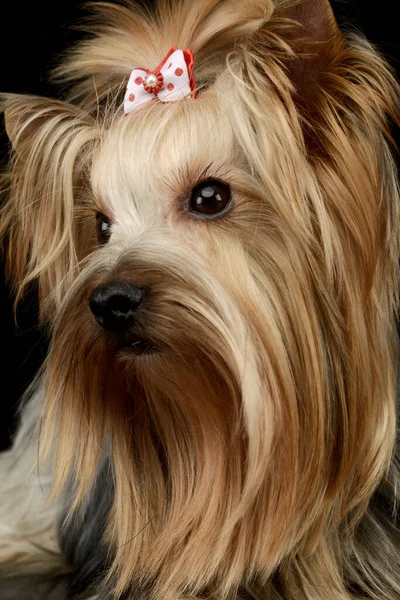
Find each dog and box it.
[1,0,400,598]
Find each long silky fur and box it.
[1,1,400,599]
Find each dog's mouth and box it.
[116,333,160,355]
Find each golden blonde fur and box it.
[1,1,400,599]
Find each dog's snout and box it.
[89,282,145,332]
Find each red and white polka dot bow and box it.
[124,47,196,115]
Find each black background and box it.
[0,1,399,450]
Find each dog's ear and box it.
[276,0,344,106]
[198,0,343,90]
[1,95,99,318]
[230,0,398,147]
[4,98,54,151]
[232,0,344,119]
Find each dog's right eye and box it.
[96,213,112,245]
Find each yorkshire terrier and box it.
[1,0,399,599]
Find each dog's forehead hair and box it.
[90,93,235,221]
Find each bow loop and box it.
[124,47,196,115]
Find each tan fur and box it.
[1,1,400,599]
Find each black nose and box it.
[89,282,145,333]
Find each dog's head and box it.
[2,0,400,598]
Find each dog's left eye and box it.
[96,212,112,245]
[189,180,231,217]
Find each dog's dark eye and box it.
[189,180,231,217]
[96,212,111,245]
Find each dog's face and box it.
[2,0,400,598]
[87,98,243,360]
